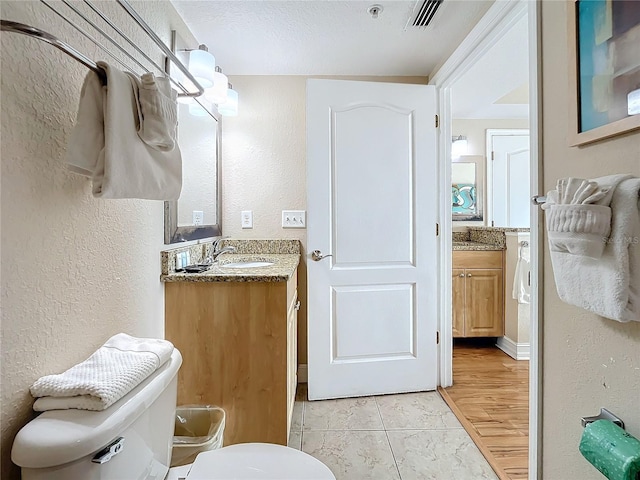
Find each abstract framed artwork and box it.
[568,0,640,146]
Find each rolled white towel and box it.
[132,72,178,152]
[544,204,611,258]
[30,333,174,412]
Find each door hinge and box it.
[491,151,495,161]
[436,223,440,236]
[491,220,495,227]
[435,114,439,128]
[436,331,440,344]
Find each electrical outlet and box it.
[282,210,306,228]
[241,210,253,229]
[193,210,204,226]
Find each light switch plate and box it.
[282,210,306,228]
[193,210,204,226]
[241,210,253,229]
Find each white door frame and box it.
[429,0,542,478]
[485,128,530,226]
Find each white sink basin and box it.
[220,261,274,269]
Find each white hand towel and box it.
[548,177,640,322]
[512,244,531,304]
[66,63,182,200]
[544,204,612,258]
[543,175,631,259]
[30,333,174,411]
[131,72,178,152]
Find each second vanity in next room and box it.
[161,240,300,447]
[452,228,516,338]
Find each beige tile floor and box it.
[288,386,498,480]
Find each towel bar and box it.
[1,0,208,98]
[531,195,546,205]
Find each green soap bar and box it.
[580,420,640,480]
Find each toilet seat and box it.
[183,443,335,480]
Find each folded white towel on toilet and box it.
[30,333,174,411]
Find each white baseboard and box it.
[496,337,530,360]
[298,364,308,383]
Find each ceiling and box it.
[171,0,494,76]
[451,13,529,119]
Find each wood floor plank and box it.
[441,342,529,480]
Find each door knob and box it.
[467,273,472,277]
[311,250,333,261]
[459,273,465,277]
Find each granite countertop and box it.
[453,241,505,251]
[161,253,300,283]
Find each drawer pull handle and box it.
[459,273,465,277]
[467,273,472,277]
[294,301,301,311]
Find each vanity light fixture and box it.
[218,83,238,117]
[451,135,468,158]
[188,45,216,89]
[205,66,229,104]
[188,99,211,117]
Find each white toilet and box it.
[12,349,335,479]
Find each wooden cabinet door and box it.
[452,269,466,337]
[465,269,504,337]
[286,294,298,438]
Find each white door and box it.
[489,131,530,227]
[306,79,438,401]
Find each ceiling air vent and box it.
[412,0,443,27]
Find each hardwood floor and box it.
[439,340,529,480]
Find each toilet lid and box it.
[186,443,335,480]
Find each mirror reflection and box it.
[164,100,222,243]
[177,103,218,227]
[452,155,483,222]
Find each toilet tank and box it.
[12,349,182,480]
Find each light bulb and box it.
[218,84,238,117]
[205,67,229,104]
[188,46,215,89]
[189,101,209,117]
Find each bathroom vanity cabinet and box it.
[452,250,504,337]
[164,268,298,446]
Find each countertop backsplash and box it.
[161,239,301,276]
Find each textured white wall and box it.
[0,2,195,477]
[541,2,640,478]
[221,75,428,364]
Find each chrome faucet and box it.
[212,245,236,261]
[210,237,235,261]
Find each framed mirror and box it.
[164,31,222,244]
[452,154,484,222]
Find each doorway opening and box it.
[431,1,541,479]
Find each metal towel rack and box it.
[0,0,204,98]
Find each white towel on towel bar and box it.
[30,333,174,411]
[543,175,632,258]
[547,177,640,322]
[66,62,182,200]
[132,72,178,152]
